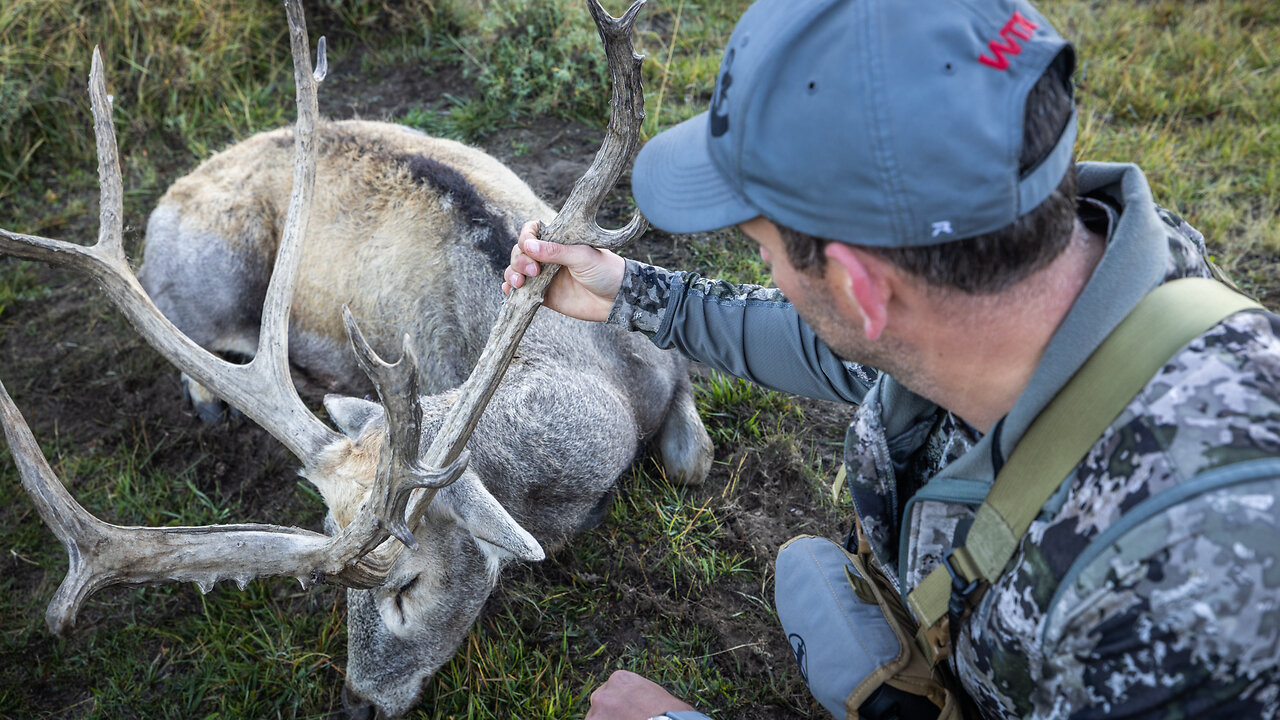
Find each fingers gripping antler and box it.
[349,0,649,577]
[0,0,470,631]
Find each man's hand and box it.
[585,670,697,720]
[502,220,626,322]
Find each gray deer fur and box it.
[138,119,714,717]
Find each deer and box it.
[0,1,713,717]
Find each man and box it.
[504,0,1280,717]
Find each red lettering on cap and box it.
[978,11,1040,70]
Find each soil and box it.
[0,44,851,719]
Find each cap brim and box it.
[631,111,760,235]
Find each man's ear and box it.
[824,243,891,340]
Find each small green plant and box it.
[0,0,293,203]
[635,0,754,137]
[695,370,801,446]
[683,226,772,285]
[399,100,470,142]
[443,0,613,135]
[0,260,41,320]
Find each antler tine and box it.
[543,0,649,250]
[0,16,344,464]
[342,308,425,462]
[89,47,125,255]
[0,377,113,634]
[349,0,649,580]
[341,307,468,551]
[255,0,324,447]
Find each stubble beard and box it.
[788,277,928,397]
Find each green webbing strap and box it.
[906,278,1263,664]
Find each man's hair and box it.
[779,55,1078,294]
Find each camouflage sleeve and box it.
[1156,205,1209,257]
[1038,477,1280,719]
[1156,205,1222,284]
[605,258,678,336]
[606,259,877,404]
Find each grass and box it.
[1056,0,1280,257]
[0,0,1277,718]
[0,0,290,212]
[415,461,796,719]
[633,0,751,136]
[696,370,804,446]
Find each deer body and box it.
[140,119,712,716]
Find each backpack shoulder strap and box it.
[906,277,1263,665]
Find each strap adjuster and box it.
[941,549,983,649]
[942,550,980,618]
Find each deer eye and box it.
[397,575,420,596]
[393,575,421,620]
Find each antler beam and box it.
[0,12,341,464]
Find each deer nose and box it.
[341,684,383,720]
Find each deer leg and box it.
[657,374,714,485]
[181,354,251,425]
[182,373,226,424]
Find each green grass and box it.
[696,371,803,446]
[0,0,291,209]
[0,260,43,320]
[0,0,1277,718]
[634,0,753,136]
[1054,0,1280,255]
[409,459,812,719]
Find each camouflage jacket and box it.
[607,162,1280,718]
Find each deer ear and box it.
[324,395,385,438]
[434,473,544,562]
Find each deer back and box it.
[142,120,551,394]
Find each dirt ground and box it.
[0,45,852,719]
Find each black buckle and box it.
[942,550,980,646]
[843,519,860,554]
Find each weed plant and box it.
[463,0,612,128]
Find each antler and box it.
[0,0,470,632]
[347,0,649,579]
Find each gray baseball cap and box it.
[631,0,1076,247]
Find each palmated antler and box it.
[0,0,473,631]
[348,0,650,579]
